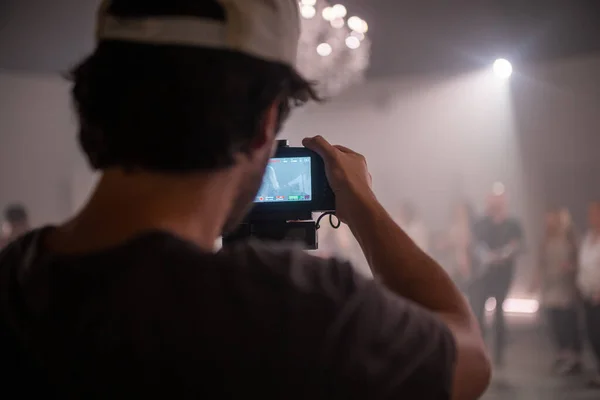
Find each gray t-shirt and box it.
[0,228,456,399]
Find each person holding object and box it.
[0,1,489,398]
[577,201,600,387]
[470,191,524,367]
[435,201,478,290]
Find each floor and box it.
[482,314,599,400]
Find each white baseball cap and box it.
[96,0,301,67]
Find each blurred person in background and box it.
[397,201,430,252]
[0,204,30,249]
[435,201,478,290]
[578,201,600,387]
[531,208,581,375]
[0,1,490,399]
[471,190,524,367]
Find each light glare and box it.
[300,5,316,19]
[345,36,361,49]
[316,42,333,57]
[348,16,368,33]
[332,4,348,18]
[322,7,336,21]
[486,298,539,314]
[301,0,317,5]
[493,58,513,79]
[360,21,368,33]
[348,16,362,31]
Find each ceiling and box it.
[1,0,600,78]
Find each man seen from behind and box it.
[0,1,490,398]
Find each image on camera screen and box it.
[255,157,312,203]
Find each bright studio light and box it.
[322,7,336,21]
[301,0,317,6]
[300,5,316,19]
[486,298,539,314]
[348,16,368,33]
[345,35,361,49]
[493,58,513,79]
[332,4,348,18]
[316,42,333,57]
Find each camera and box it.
[223,140,336,249]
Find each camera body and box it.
[223,140,336,249]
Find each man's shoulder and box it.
[223,242,457,391]
[107,233,359,293]
[220,240,365,299]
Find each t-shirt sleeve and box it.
[317,277,457,399]
[228,242,457,399]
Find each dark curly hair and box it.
[70,0,318,173]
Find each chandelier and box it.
[296,0,371,97]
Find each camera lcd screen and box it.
[255,157,312,203]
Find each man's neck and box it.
[48,169,238,254]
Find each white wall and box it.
[510,56,600,233]
[285,68,526,229]
[0,70,95,227]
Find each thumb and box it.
[303,136,336,162]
